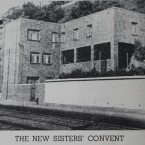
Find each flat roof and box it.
[61,7,145,25]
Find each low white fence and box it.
[45,76,145,110]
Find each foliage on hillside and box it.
[3,0,145,23]
[4,1,66,22]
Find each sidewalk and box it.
[0,99,145,129]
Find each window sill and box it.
[73,39,79,41]
[52,42,59,43]
[30,63,40,64]
[62,62,74,65]
[132,34,139,36]
[27,39,41,42]
[86,36,92,38]
[42,63,52,65]
[76,60,91,63]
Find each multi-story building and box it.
[2,7,145,86]
[60,7,145,73]
[3,18,60,85]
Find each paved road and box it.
[0,107,140,130]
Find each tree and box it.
[133,40,145,62]
[5,7,23,20]
[129,40,145,69]
[4,2,64,23]
[3,0,145,23]
[70,1,93,19]
[22,2,40,19]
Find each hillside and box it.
[2,0,145,23]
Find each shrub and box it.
[58,67,145,79]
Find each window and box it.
[86,24,92,38]
[118,42,134,69]
[73,28,79,40]
[131,22,139,36]
[94,42,111,60]
[62,49,74,64]
[30,52,40,64]
[77,46,91,62]
[27,77,40,84]
[61,32,65,43]
[52,32,58,43]
[28,29,41,41]
[42,53,52,64]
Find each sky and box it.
[0,0,51,17]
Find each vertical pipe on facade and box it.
[19,43,24,84]
[99,51,101,60]
[127,52,129,69]
[14,31,17,84]
[6,49,10,100]
[2,22,6,90]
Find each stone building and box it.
[60,7,145,73]
[2,7,145,86]
[3,18,60,85]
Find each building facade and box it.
[2,7,145,86]
[3,18,60,85]
[60,7,145,73]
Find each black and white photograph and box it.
[0,0,145,144]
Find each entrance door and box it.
[118,42,134,69]
[30,83,36,101]
[27,77,39,101]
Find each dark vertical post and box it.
[19,42,24,84]
[6,49,10,100]
[126,52,129,69]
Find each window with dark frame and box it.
[118,42,134,69]
[61,32,65,43]
[62,49,74,64]
[131,22,139,36]
[52,32,58,43]
[28,29,41,41]
[94,42,111,60]
[73,28,79,41]
[77,46,91,62]
[30,52,40,64]
[27,77,40,84]
[86,24,92,38]
[42,53,52,65]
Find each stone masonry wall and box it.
[35,83,45,102]
[2,83,45,102]
[114,7,145,69]
[19,18,61,83]
[2,84,32,101]
[60,8,115,73]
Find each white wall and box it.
[45,76,145,110]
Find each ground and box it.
[0,101,144,130]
